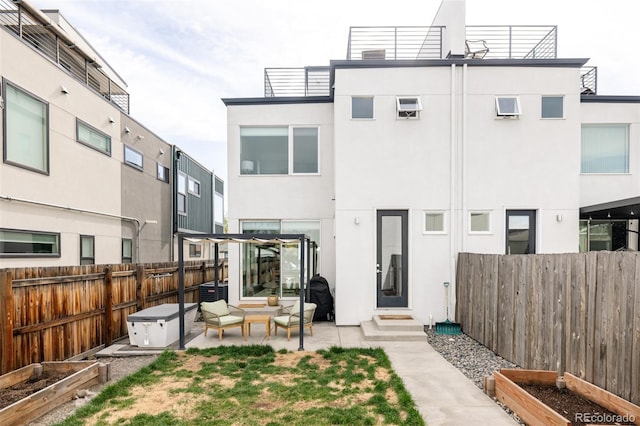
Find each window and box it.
[177,172,187,214]
[424,212,445,233]
[581,125,629,174]
[189,243,202,257]
[157,163,169,183]
[240,127,319,175]
[541,96,564,119]
[240,220,321,298]
[122,238,133,263]
[124,145,143,170]
[0,229,60,257]
[188,176,201,196]
[352,97,374,119]
[80,235,95,265]
[240,127,288,174]
[77,119,111,155]
[506,210,536,254]
[469,212,490,233]
[293,127,318,173]
[396,97,422,119]
[495,96,521,117]
[4,81,49,173]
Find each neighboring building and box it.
[223,0,639,326]
[0,0,223,266]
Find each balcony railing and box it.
[580,66,597,94]
[264,66,330,97]
[465,25,557,59]
[346,26,444,60]
[0,0,129,113]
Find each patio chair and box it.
[273,301,317,341]
[200,300,246,340]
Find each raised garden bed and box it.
[0,361,109,426]
[490,369,639,426]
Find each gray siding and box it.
[177,154,213,233]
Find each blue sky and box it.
[30,0,640,182]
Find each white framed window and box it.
[396,96,422,119]
[0,228,60,257]
[77,119,111,155]
[469,212,491,233]
[157,163,169,183]
[124,145,143,170]
[351,97,374,119]
[581,124,629,174]
[495,96,521,117]
[240,126,319,175]
[424,212,446,234]
[188,176,201,196]
[541,95,564,119]
[4,81,49,174]
[80,235,95,265]
[177,172,187,214]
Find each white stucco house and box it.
[222,0,640,326]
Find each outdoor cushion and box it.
[217,315,244,326]
[274,315,301,326]
[201,300,229,317]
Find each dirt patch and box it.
[0,371,73,409]
[521,384,635,426]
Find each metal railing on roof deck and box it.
[580,66,597,94]
[347,26,444,60]
[264,66,330,97]
[0,0,129,113]
[465,25,557,59]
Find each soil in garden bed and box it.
[520,384,635,426]
[0,371,72,409]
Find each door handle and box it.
[376,263,382,273]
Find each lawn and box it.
[57,345,424,426]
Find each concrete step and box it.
[360,319,427,341]
[372,315,425,332]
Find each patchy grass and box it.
[56,346,424,426]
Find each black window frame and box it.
[0,228,60,258]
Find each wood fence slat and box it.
[632,254,640,405]
[1,271,15,374]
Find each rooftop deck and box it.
[0,0,129,113]
[264,25,597,97]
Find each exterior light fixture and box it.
[60,85,69,94]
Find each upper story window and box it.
[157,163,169,183]
[0,228,60,257]
[541,95,564,119]
[77,119,111,155]
[240,126,319,175]
[352,97,374,119]
[188,176,201,196]
[581,124,629,174]
[189,243,202,258]
[396,97,422,119]
[4,81,49,174]
[124,145,143,170]
[495,96,521,117]
[177,172,187,214]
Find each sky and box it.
[29,0,640,183]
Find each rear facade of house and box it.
[224,0,640,326]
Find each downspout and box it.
[449,63,457,319]
[461,63,468,253]
[0,194,141,261]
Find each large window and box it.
[240,220,320,298]
[240,127,319,175]
[80,235,95,265]
[581,125,629,173]
[77,119,111,155]
[4,82,49,173]
[352,97,374,119]
[0,229,59,257]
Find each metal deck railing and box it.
[0,0,129,113]
[346,26,444,60]
[264,66,330,97]
[580,66,597,94]
[465,25,557,59]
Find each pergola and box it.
[176,233,313,350]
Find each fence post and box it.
[0,271,14,374]
[136,265,145,310]
[104,267,113,346]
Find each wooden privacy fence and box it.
[456,251,640,405]
[0,259,228,374]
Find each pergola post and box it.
[178,234,186,349]
[298,234,306,351]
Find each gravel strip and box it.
[425,327,525,424]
